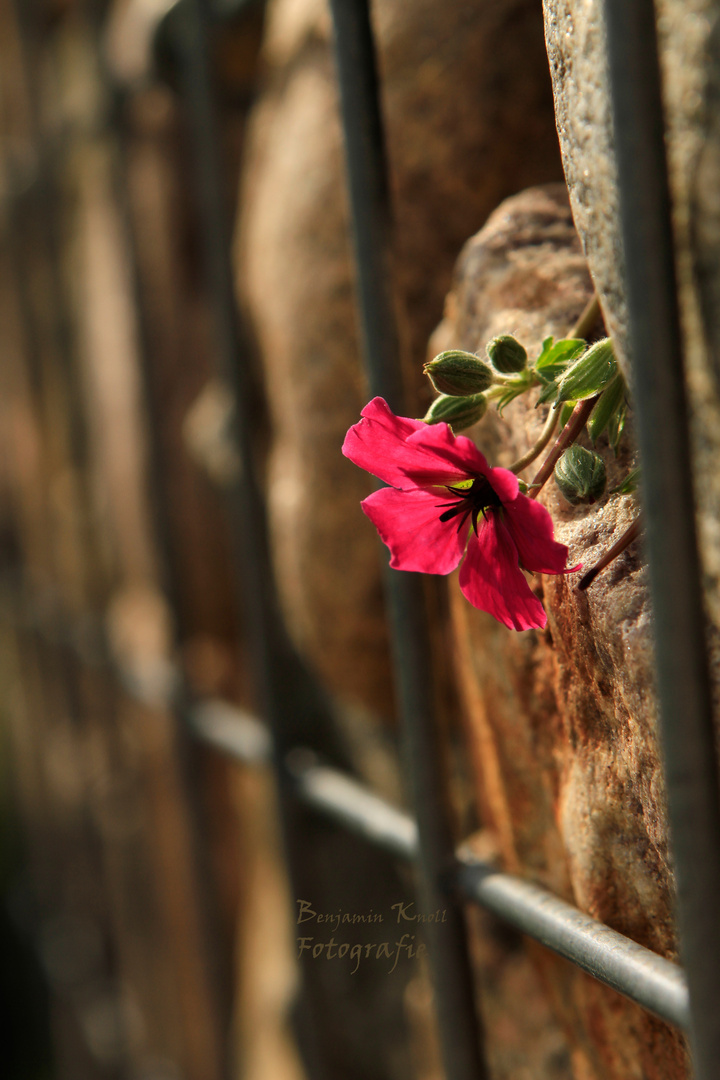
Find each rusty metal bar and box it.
[603,1,720,1076]
[326,4,488,1078]
[1,577,694,1034]
[173,0,346,762]
[185,694,690,1031]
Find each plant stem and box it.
[572,293,602,340]
[528,396,597,499]
[507,293,601,475]
[490,372,522,386]
[577,518,642,590]
[508,407,558,474]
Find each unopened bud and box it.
[424,393,488,431]
[554,445,607,505]
[555,338,617,403]
[423,350,494,396]
[486,334,528,374]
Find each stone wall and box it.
[543,0,720,636]
[434,183,687,1079]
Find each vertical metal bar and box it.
[603,2,720,1077]
[327,4,488,1079]
[326,0,403,414]
[104,93,236,1080]
[174,0,297,700]
[173,3,374,1077]
[174,0,362,773]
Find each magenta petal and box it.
[362,487,469,575]
[458,517,547,630]
[502,494,576,574]
[401,418,493,486]
[344,397,490,488]
[342,398,430,488]
[485,464,520,503]
[359,396,426,435]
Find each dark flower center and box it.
[436,475,503,534]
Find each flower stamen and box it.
[436,475,502,534]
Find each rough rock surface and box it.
[237,0,564,722]
[431,184,689,1078]
[542,0,720,637]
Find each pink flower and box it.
[342,397,578,631]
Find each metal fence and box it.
[3,0,720,1078]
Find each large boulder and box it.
[433,183,688,1078]
[542,0,720,633]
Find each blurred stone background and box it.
[2,0,718,1077]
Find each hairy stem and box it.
[508,407,558,474]
[571,293,602,340]
[507,293,601,475]
[528,396,598,499]
[577,518,642,590]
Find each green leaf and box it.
[535,379,562,406]
[531,340,587,408]
[607,402,627,456]
[534,337,555,366]
[588,373,626,442]
[610,466,640,496]
[493,385,530,415]
[534,337,586,372]
[555,338,618,403]
[558,401,576,430]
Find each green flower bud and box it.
[423,350,494,396]
[486,334,528,374]
[554,445,607,505]
[424,393,488,431]
[587,372,626,443]
[555,338,617,403]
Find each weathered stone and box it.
[237,0,564,723]
[433,184,688,1078]
[542,0,720,639]
[541,0,627,369]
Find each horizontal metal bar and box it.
[187,697,690,1030]
[285,750,419,861]
[5,589,690,1033]
[455,857,689,1031]
[186,698,418,857]
[2,605,693,1031]
[187,698,273,764]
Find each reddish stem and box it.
[577,518,642,591]
[528,396,598,499]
